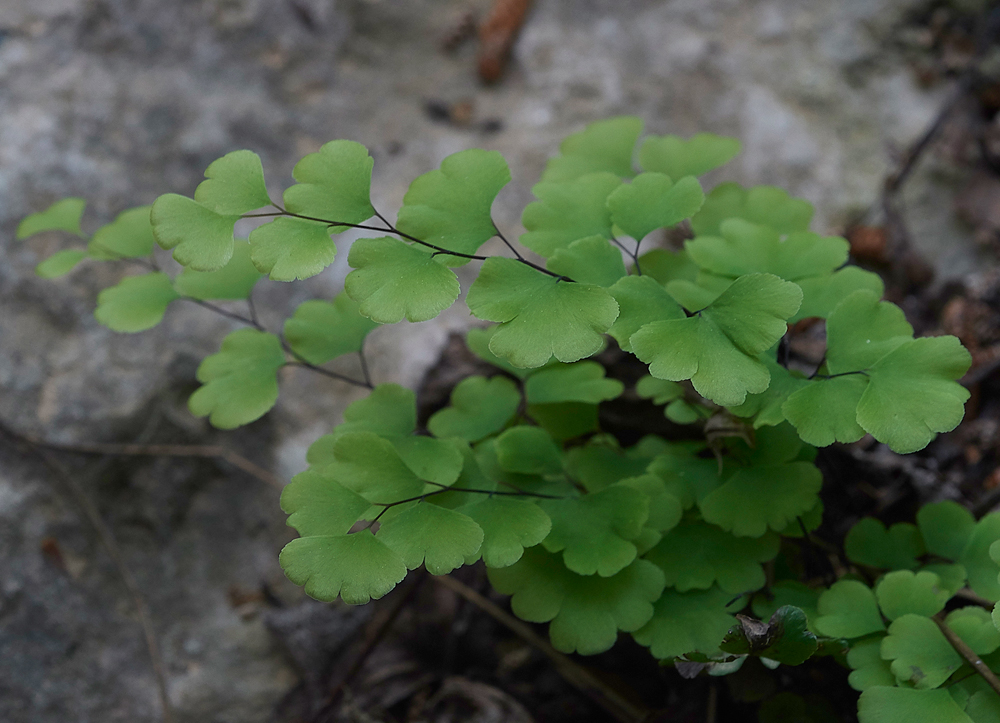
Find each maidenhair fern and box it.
[22,116,994,722]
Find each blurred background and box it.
[1,0,999,720]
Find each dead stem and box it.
[432,574,648,723]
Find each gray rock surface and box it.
[0,0,984,720]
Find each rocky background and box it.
[0,0,997,721]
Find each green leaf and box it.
[826,291,913,374]
[632,585,738,660]
[94,272,179,332]
[525,361,624,405]
[520,173,623,258]
[781,375,868,447]
[731,356,810,428]
[967,690,1000,723]
[546,235,627,286]
[188,329,285,429]
[528,402,599,441]
[639,133,741,179]
[636,375,684,405]
[467,258,619,368]
[36,249,87,278]
[792,266,885,321]
[88,206,156,259]
[752,581,821,630]
[857,687,973,723]
[563,438,651,492]
[284,293,379,365]
[280,530,407,604]
[541,116,642,182]
[856,336,972,454]
[488,546,665,655]
[607,174,705,241]
[647,446,721,509]
[326,431,426,502]
[845,519,925,570]
[875,571,949,620]
[539,485,649,577]
[607,275,685,353]
[645,520,780,594]
[395,148,510,264]
[664,276,730,312]
[636,248,700,285]
[814,580,885,639]
[465,326,534,379]
[476,438,562,498]
[617,475,683,532]
[283,140,375,229]
[685,219,848,281]
[173,239,262,300]
[921,563,968,597]
[918,501,976,561]
[631,273,802,406]
[881,614,963,689]
[690,183,814,237]
[390,436,464,487]
[495,426,562,475]
[847,637,897,691]
[315,383,415,442]
[193,150,271,215]
[17,198,86,238]
[428,375,521,442]
[946,607,1000,656]
[698,461,822,538]
[961,513,1000,601]
[345,236,461,323]
[460,496,551,568]
[376,503,483,574]
[281,468,372,536]
[249,216,336,281]
[150,193,240,271]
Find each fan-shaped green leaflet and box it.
[395,148,510,265]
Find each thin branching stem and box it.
[242,208,570,280]
[182,299,372,389]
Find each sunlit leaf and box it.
[194,150,271,215]
[631,273,802,406]
[547,235,627,286]
[639,133,741,179]
[284,293,379,364]
[607,173,705,241]
[17,198,86,238]
[345,236,460,323]
[283,140,375,229]
[280,530,407,604]
[188,329,285,429]
[88,206,156,259]
[520,172,622,258]
[173,239,262,300]
[427,375,521,442]
[541,116,642,182]
[396,148,510,264]
[249,216,336,281]
[467,258,619,368]
[94,272,179,332]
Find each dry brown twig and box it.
[0,422,175,723]
[934,613,1000,697]
[0,424,284,489]
[432,574,649,723]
